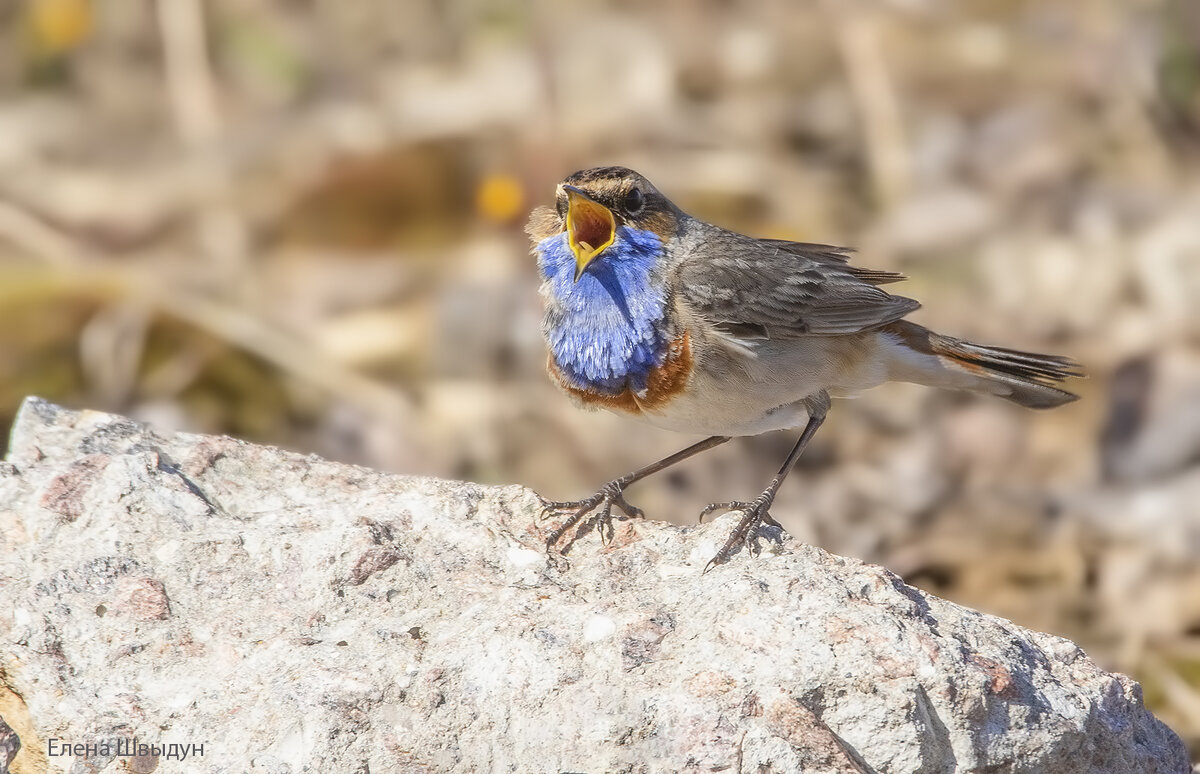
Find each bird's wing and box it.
[675,227,921,339]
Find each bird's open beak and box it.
[563,185,616,281]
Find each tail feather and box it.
[883,321,1082,409]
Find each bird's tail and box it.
[882,321,1082,409]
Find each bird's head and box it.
[529,167,680,281]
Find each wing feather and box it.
[676,225,920,339]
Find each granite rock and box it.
[0,398,1189,773]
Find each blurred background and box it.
[2,0,1200,756]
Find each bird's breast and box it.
[548,330,693,415]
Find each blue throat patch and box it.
[537,227,669,395]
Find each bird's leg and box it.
[703,394,829,572]
[542,435,731,553]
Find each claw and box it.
[701,495,780,571]
[698,501,744,523]
[609,493,645,521]
[539,496,589,518]
[539,481,644,555]
[594,500,616,545]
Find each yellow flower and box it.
[29,0,92,57]
[475,174,525,225]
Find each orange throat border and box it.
[548,331,693,415]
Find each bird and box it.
[527,166,1081,570]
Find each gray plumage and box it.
[672,220,922,340]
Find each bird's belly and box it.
[550,329,889,436]
[628,354,822,435]
[632,384,814,435]
[630,332,889,436]
[551,332,814,434]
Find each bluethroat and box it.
[527,166,1081,570]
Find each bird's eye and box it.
[623,187,645,214]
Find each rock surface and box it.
[0,398,1189,773]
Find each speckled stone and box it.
[0,398,1189,773]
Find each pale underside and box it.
[585,302,1015,437]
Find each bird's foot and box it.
[540,481,645,554]
[700,495,782,572]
